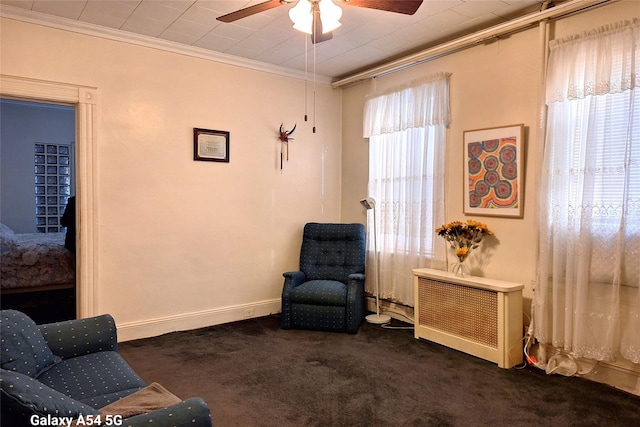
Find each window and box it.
[363,73,449,305]
[534,19,639,364]
[557,91,640,286]
[368,125,441,257]
[34,143,73,233]
[541,21,640,287]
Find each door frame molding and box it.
[1,74,98,318]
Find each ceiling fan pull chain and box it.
[313,6,317,134]
[313,57,317,134]
[304,32,309,123]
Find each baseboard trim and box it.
[534,343,640,397]
[584,359,640,397]
[117,299,281,342]
[118,297,416,342]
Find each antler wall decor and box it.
[278,123,297,170]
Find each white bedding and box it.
[1,223,75,290]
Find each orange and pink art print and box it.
[463,124,525,218]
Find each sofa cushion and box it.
[300,223,366,283]
[0,368,100,424]
[290,280,348,306]
[1,310,61,377]
[36,351,146,408]
[291,304,346,332]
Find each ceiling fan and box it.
[217,0,424,44]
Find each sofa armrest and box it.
[283,271,306,288]
[281,271,307,329]
[1,368,101,427]
[348,273,365,282]
[38,314,118,359]
[346,274,366,334]
[122,398,212,427]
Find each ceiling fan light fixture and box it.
[318,0,342,33]
[289,0,342,35]
[289,0,313,34]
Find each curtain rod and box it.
[332,0,617,89]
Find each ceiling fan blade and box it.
[342,0,423,15]
[311,10,333,44]
[312,30,333,44]
[216,0,285,23]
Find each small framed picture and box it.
[194,128,229,162]
[463,124,525,218]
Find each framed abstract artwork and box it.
[463,124,525,218]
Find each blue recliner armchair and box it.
[0,310,212,427]
[281,223,366,334]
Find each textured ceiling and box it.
[1,0,553,78]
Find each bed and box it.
[0,223,75,294]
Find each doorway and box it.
[1,75,98,319]
[0,99,76,322]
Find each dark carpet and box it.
[1,288,75,324]
[118,315,640,427]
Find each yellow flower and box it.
[467,219,493,235]
[436,219,493,260]
[456,247,469,259]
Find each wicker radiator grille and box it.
[418,277,498,348]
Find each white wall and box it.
[1,0,636,342]
[341,2,640,394]
[340,0,640,321]
[2,0,637,396]
[342,26,543,313]
[0,100,75,233]
[0,17,343,339]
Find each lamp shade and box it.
[360,197,375,210]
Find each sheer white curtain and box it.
[363,73,449,305]
[534,19,640,364]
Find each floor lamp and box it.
[360,197,391,324]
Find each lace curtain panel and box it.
[534,19,640,364]
[363,73,449,305]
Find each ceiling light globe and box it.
[289,0,313,34]
[319,0,342,33]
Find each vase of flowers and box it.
[436,220,493,277]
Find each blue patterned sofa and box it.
[281,223,366,333]
[0,310,212,427]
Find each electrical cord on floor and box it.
[515,334,532,370]
[515,313,535,370]
[381,324,414,330]
[379,309,415,330]
[521,325,599,377]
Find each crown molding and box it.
[0,4,333,86]
[333,0,617,88]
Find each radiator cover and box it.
[413,268,523,368]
